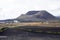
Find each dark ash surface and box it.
[0,28,60,40]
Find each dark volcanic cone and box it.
[17,10,56,22]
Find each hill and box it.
[17,10,56,22]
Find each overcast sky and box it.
[0,0,60,20]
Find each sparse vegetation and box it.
[0,22,60,27]
[0,27,8,32]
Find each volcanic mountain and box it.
[17,10,56,22]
